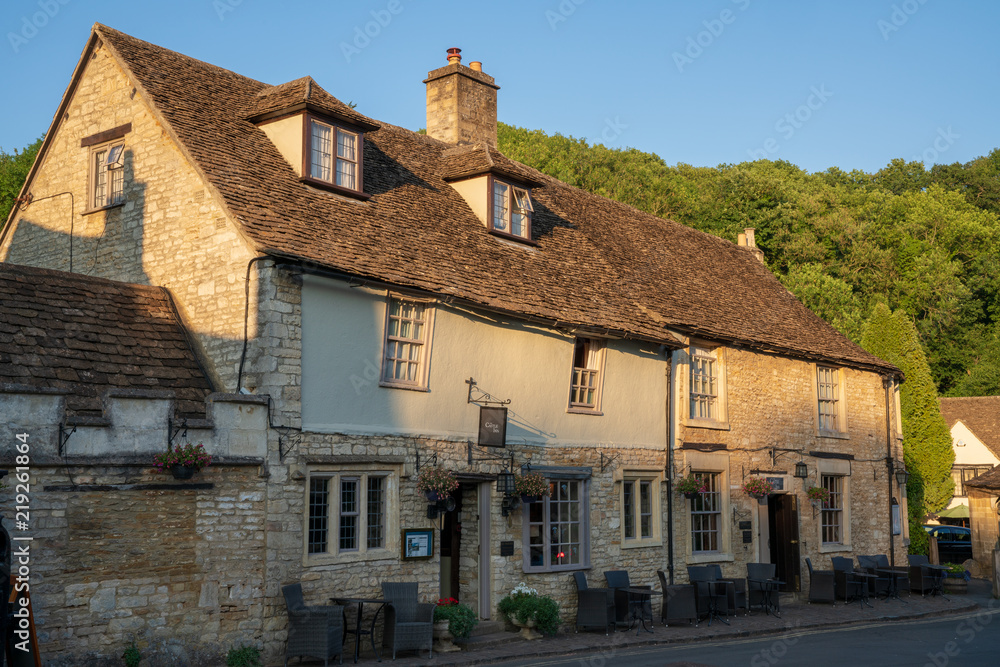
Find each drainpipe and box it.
[665,348,676,584]
[883,375,896,569]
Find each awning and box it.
[937,504,970,519]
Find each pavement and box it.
[294,578,997,667]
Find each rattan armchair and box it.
[572,572,616,634]
[908,554,946,596]
[831,556,866,604]
[282,583,344,666]
[657,570,697,626]
[804,558,836,604]
[604,570,651,627]
[381,582,434,660]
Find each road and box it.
[495,607,1000,667]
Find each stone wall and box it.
[969,489,999,571]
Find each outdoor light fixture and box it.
[894,463,909,488]
[500,495,521,518]
[427,496,457,520]
[496,471,516,496]
[794,461,808,478]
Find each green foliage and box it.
[122,641,141,667]
[861,304,955,554]
[225,644,262,667]
[497,585,561,636]
[0,136,43,229]
[433,600,478,639]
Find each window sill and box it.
[488,229,538,246]
[818,543,851,554]
[816,429,850,440]
[621,538,662,550]
[82,202,125,216]
[300,176,371,201]
[522,563,589,574]
[567,407,603,416]
[378,381,430,392]
[687,552,734,564]
[305,548,399,566]
[686,418,730,431]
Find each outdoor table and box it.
[622,587,654,635]
[748,577,784,617]
[333,596,387,663]
[875,568,909,604]
[852,572,876,609]
[705,580,734,627]
[924,564,950,599]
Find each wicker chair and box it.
[604,570,651,627]
[908,554,946,597]
[282,583,344,666]
[831,556,866,604]
[707,564,748,616]
[657,570,697,626]
[867,554,910,597]
[804,558,836,604]
[857,555,891,598]
[381,582,434,660]
[572,572,616,634]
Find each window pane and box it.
[691,472,720,552]
[340,478,359,551]
[821,475,843,544]
[639,481,652,538]
[308,477,330,554]
[94,150,107,207]
[367,476,385,549]
[492,181,509,232]
[623,481,635,539]
[384,298,428,385]
[690,347,718,420]
[310,121,333,181]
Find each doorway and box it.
[767,494,801,592]
[439,487,463,602]
[439,481,492,619]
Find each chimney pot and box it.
[447,47,462,64]
[469,61,482,72]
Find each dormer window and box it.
[491,178,533,241]
[303,114,365,196]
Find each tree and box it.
[0,136,43,230]
[861,303,955,555]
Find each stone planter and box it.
[433,620,461,652]
[943,577,968,594]
[171,465,195,480]
[510,616,541,640]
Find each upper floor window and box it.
[569,337,605,413]
[952,465,994,497]
[688,344,728,428]
[491,178,533,241]
[90,141,125,210]
[306,116,363,194]
[816,366,847,436]
[380,296,434,390]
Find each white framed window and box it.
[523,474,590,572]
[820,474,844,544]
[690,471,722,553]
[568,337,605,413]
[491,178,533,241]
[89,141,125,210]
[380,296,434,390]
[816,365,848,436]
[307,116,362,193]
[306,468,396,562]
[688,344,728,427]
[622,471,662,548]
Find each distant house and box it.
[938,397,1000,524]
[962,466,1000,574]
[0,24,906,664]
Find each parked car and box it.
[923,524,973,563]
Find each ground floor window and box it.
[307,470,392,558]
[524,476,590,571]
[821,474,844,544]
[691,471,721,553]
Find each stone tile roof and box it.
[244,76,380,130]
[440,143,544,186]
[964,464,1000,492]
[91,24,897,374]
[939,396,1000,459]
[0,263,213,418]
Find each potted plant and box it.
[153,443,212,479]
[942,562,971,594]
[514,472,549,503]
[743,477,774,504]
[806,486,830,506]
[676,474,708,500]
[432,597,477,651]
[416,467,459,502]
[497,582,560,640]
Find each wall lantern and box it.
[793,461,808,478]
[894,464,909,489]
[496,471,516,496]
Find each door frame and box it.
[477,482,491,619]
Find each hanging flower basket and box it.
[514,472,549,504]
[416,468,459,501]
[742,477,774,501]
[171,465,195,480]
[806,486,830,506]
[676,474,707,499]
[153,443,211,478]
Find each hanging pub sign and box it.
[478,406,507,448]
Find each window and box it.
[816,366,847,435]
[306,117,362,193]
[690,471,722,553]
[491,178,533,241]
[524,477,590,572]
[821,475,844,544]
[622,473,661,547]
[90,141,125,209]
[381,297,434,389]
[952,465,994,497]
[308,471,391,557]
[569,338,605,412]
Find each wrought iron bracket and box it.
[467,442,514,469]
[58,422,77,457]
[770,447,803,466]
[168,416,188,447]
[466,377,511,407]
[416,451,438,471]
[600,451,621,473]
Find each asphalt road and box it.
[496,607,1000,667]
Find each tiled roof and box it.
[440,143,544,186]
[939,396,1000,459]
[0,263,213,418]
[964,464,1000,492]
[92,24,897,374]
[244,76,380,130]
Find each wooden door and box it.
[768,494,801,592]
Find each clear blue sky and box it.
[1,0,997,174]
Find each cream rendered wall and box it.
[258,114,303,177]
[951,422,1000,466]
[449,175,489,226]
[300,275,667,446]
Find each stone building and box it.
[938,396,1000,523]
[1,24,908,664]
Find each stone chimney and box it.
[424,47,500,146]
[737,228,766,263]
